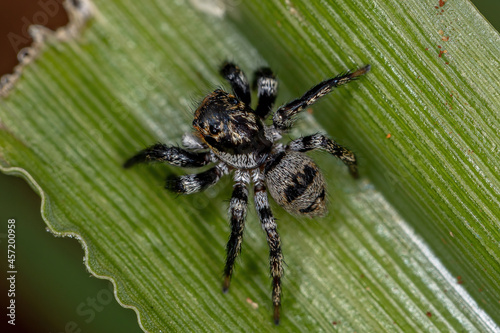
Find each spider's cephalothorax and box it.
[124,62,370,324]
[193,89,273,169]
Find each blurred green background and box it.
[0,0,498,332]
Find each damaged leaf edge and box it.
[0,0,93,98]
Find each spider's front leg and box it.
[123,143,210,168]
[273,65,371,132]
[288,133,359,178]
[253,170,284,325]
[223,170,250,292]
[253,67,278,119]
[220,62,251,105]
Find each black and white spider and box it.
[124,62,370,324]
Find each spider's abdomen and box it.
[264,151,326,216]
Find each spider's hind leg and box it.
[220,62,251,105]
[254,170,284,325]
[253,67,278,119]
[223,170,250,292]
[288,133,359,178]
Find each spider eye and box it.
[209,123,221,134]
[229,97,239,105]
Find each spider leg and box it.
[220,62,251,105]
[223,170,250,292]
[254,170,284,325]
[273,65,370,132]
[124,143,210,168]
[252,67,278,119]
[166,163,229,194]
[288,133,359,178]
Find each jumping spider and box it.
[124,62,370,324]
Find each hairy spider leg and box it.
[288,133,359,178]
[166,163,229,194]
[252,67,278,119]
[223,170,250,292]
[220,62,251,105]
[123,143,211,168]
[273,65,371,132]
[254,170,284,325]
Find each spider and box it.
[124,62,370,324]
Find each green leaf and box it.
[1,0,499,332]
